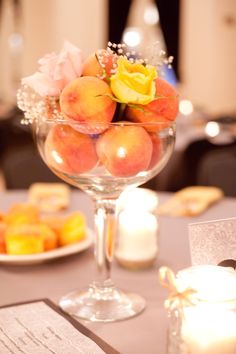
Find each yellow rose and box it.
[110,57,157,105]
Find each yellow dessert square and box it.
[5,225,45,255]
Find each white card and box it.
[188,217,236,266]
[0,301,106,354]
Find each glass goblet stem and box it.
[60,193,146,322]
[93,198,117,288]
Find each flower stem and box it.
[119,103,127,120]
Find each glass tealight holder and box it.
[115,187,159,270]
[162,265,236,354]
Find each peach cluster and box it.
[20,43,179,178]
[0,204,87,255]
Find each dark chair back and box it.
[1,143,60,189]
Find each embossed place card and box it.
[188,217,236,266]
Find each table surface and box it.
[0,190,235,354]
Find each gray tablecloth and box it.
[0,190,235,354]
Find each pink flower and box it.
[22,41,83,96]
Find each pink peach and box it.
[60,76,116,128]
[96,125,153,177]
[45,124,98,175]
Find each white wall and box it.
[180,0,236,115]
[0,0,108,105]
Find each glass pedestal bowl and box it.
[34,118,175,322]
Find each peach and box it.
[127,78,179,130]
[60,76,116,129]
[45,124,98,175]
[82,49,115,80]
[96,125,153,177]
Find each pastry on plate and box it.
[59,212,87,246]
[158,186,223,217]
[5,225,44,255]
[4,203,40,225]
[28,183,70,212]
[41,214,65,236]
[0,211,5,221]
[0,221,7,253]
[5,223,57,255]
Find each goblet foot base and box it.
[59,282,146,322]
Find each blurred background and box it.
[0,0,236,195]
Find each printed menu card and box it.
[0,299,119,354]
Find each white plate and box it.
[0,228,94,265]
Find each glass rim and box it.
[35,117,176,128]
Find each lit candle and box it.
[116,188,159,269]
[166,266,236,354]
[118,187,159,212]
[182,305,236,354]
[118,209,158,259]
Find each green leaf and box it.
[95,93,125,104]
